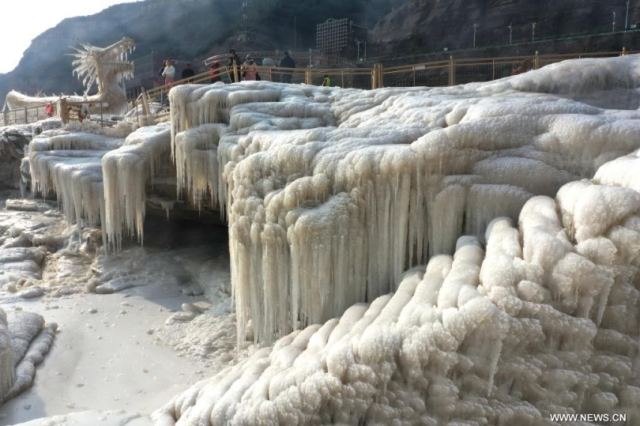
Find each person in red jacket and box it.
[210,61,221,83]
[512,59,532,76]
[241,55,258,81]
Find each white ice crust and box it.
[21,55,640,425]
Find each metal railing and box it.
[1,103,50,127]
[2,49,630,128]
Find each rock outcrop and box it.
[0,131,29,190]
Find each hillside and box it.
[0,0,242,102]
[371,0,638,56]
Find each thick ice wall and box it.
[169,82,336,138]
[28,130,125,233]
[156,168,640,425]
[169,82,339,218]
[174,124,227,210]
[102,123,172,249]
[25,122,176,249]
[232,95,640,342]
[162,57,640,345]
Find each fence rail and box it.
[1,103,49,127]
[1,49,631,128]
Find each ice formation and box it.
[28,129,125,238]
[0,308,14,398]
[0,308,57,403]
[102,123,172,249]
[26,121,171,248]
[25,55,640,346]
[161,56,640,344]
[155,168,640,425]
[4,53,640,426]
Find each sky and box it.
[0,0,143,74]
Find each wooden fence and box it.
[0,49,629,127]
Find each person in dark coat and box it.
[279,51,295,83]
[181,63,196,83]
[228,50,241,83]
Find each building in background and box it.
[316,18,369,62]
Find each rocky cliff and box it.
[371,0,638,55]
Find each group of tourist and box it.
[156,50,301,87]
[159,60,195,85]
[222,49,298,83]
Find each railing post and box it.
[413,67,416,87]
[492,59,496,80]
[140,88,154,127]
[371,67,377,90]
[58,98,68,124]
[448,56,455,86]
[305,67,312,85]
[377,63,384,88]
[534,51,540,69]
[341,70,345,88]
[233,62,239,83]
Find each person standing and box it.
[279,51,295,84]
[181,63,196,83]
[162,60,176,86]
[209,61,221,83]
[322,75,331,87]
[81,100,91,122]
[228,50,241,83]
[158,62,166,85]
[241,55,258,81]
[512,59,532,76]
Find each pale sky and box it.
[0,0,143,74]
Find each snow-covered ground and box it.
[0,194,239,425]
[0,281,214,424]
[1,55,640,425]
